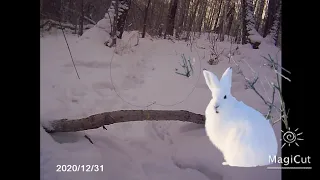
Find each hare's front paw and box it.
[222,162,228,166]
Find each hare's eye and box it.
[224,95,227,99]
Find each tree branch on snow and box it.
[226,41,240,63]
[208,34,225,65]
[42,110,205,133]
[40,19,93,31]
[231,54,290,129]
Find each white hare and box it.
[203,67,278,167]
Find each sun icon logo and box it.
[281,127,304,149]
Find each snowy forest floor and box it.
[40,27,282,180]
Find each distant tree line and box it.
[40,0,281,48]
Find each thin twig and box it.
[266,85,276,120]
[58,19,80,79]
[208,35,225,65]
[84,134,94,144]
[274,69,291,82]
[262,55,291,74]
[260,78,271,102]
[231,54,290,128]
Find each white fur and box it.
[203,67,278,167]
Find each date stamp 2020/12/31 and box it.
[56,165,104,172]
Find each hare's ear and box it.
[203,69,220,92]
[220,67,233,92]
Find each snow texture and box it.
[40,26,282,180]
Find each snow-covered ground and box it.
[40,27,282,180]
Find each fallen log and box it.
[40,19,94,31]
[42,110,206,133]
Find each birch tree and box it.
[254,0,265,31]
[165,0,179,38]
[265,0,281,45]
[241,0,263,49]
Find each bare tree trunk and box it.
[109,0,119,47]
[233,1,243,42]
[116,0,131,39]
[165,0,179,38]
[263,0,277,37]
[226,3,235,37]
[69,0,75,24]
[156,2,165,37]
[234,23,241,43]
[42,110,205,133]
[127,2,139,31]
[186,0,201,40]
[176,0,188,38]
[255,0,265,31]
[100,0,131,46]
[207,0,218,31]
[197,0,208,34]
[182,0,191,31]
[276,22,281,47]
[149,0,155,32]
[203,0,212,31]
[265,0,281,45]
[78,0,84,36]
[241,0,262,49]
[142,0,152,38]
[219,0,231,41]
[60,0,65,22]
[213,0,223,32]
[75,17,78,34]
[241,0,247,44]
